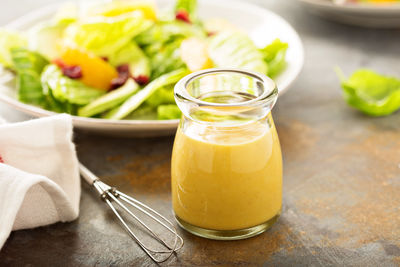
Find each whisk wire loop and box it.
[79,164,183,263]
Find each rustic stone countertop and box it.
[1,0,400,266]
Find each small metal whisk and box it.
[79,163,184,263]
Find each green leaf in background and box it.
[157,104,181,120]
[104,68,188,120]
[11,48,48,106]
[260,38,288,78]
[208,31,268,74]
[337,68,400,116]
[41,64,104,106]
[78,78,139,117]
[175,0,197,21]
[63,12,152,57]
[0,29,27,69]
[108,41,150,78]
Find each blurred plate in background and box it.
[299,0,400,28]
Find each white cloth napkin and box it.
[0,114,80,249]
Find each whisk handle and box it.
[79,163,99,185]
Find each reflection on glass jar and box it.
[171,69,282,240]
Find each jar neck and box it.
[174,68,278,127]
[176,100,275,128]
[180,111,274,132]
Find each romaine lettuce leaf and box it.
[11,48,48,106]
[44,87,78,114]
[145,84,175,107]
[63,12,152,57]
[108,41,150,78]
[260,39,288,78]
[338,68,400,116]
[121,104,157,120]
[148,39,186,78]
[78,78,139,117]
[135,21,205,78]
[104,68,187,120]
[0,29,27,69]
[41,64,104,106]
[208,31,268,74]
[157,104,181,120]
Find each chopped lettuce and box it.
[11,48,48,106]
[123,104,157,120]
[145,84,175,107]
[63,12,152,57]
[0,29,27,69]
[337,68,400,116]
[44,88,78,114]
[135,84,177,120]
[260,39,288,78]
[78,78,139,117]
[208,31,268,74]
[108,41,150,78]
[9,48,98,114]
[149,39,186,78]
[104,68,187,120]
[135,21,206,78]
[157,104,181,120]
[41,64,104,106]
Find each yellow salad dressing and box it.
[171,115,282,231]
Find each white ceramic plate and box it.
[0,0,304,137]
[299,0,400,28]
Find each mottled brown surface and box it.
[1,0,400,266]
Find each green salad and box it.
[0,0,288,120]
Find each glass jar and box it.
[171,69,282,240]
